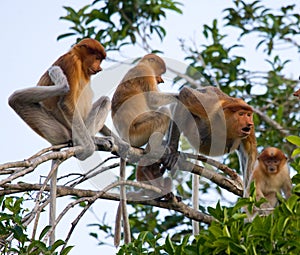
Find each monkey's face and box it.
[156,76,164,84]
[76,40,106,76]
[259,147,287,175]
[262,158,281,174]
[226,109,254,139]
[85,54,104,75]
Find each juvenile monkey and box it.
[248,147,292,209]
[9,38,110,160]
[112,54,177,198]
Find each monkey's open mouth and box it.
[241,127,251,135]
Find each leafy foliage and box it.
[0,196,73,255]
[58,0,182,51]
[117,193,300,254]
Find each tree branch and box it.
[1,182,213,225]
[253,107,289,137]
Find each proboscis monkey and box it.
[8,38,110,245]
[112,54,178,197]
[111,54,177,246]
[164,86,257,233]
[248,147,292,210]
[9,38,110,160]
[166,86,257,189]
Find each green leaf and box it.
[165,234,175,254]
[292,148,300,158]
[28,240,47,252]
[13,225,27,243]
[50,239,65,252]
[286,135,300,146]
[57,33,76,41]
[61,246,74,255]
[39,225,51,240]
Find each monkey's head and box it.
[140,54,166,82]
[223,99,254,139]
[258,147,287,174]
[73,38,106,76]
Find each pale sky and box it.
[1,1,299,254]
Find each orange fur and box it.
[169,86,257,188]
[248,147,292,208]
[111,54,175,195]
[111,54,170,147]
[38,38,106,126]
[9,38,109,160]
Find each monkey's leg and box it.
[9,66,69,104]
[85,96,111,135]
[8,67,71,144]
[72,96,111,160]
[129,111,170,147]
[136,162,181,202]
[9,66,70,246]
[146,91,178,108]
[136,162,167,199]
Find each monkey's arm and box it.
[282,176,292,199]
[146,92,178,109]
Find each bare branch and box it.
[178,159,243,197]
[1,182,213,225]
[184,152,243,185]
[167,66,201,88]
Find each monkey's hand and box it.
[162,146,180,171]
[48,66,70,94]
